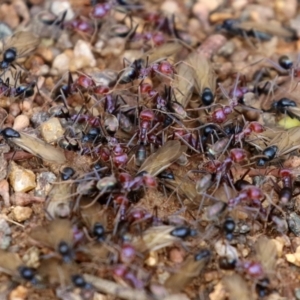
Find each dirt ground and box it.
[2,0,300,299]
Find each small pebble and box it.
[0,179,10,206]
[9,285,28,300]
[288,212,300,236]
[10,192,45,206]
[295,288,300,300]
[9,162,36,193]
[272,238,285,257]
[215,240,239,261]
[169,247,185,264]
[40,117,64,143]
[50,0,74,21]
[13,115,30,131]
[0,218,11,249]
[145,251,158,266]
[22,247,40,268]
[12,206,33,222]
[35,172,57,197]
[209,282,226,300]
[52,52,71,74]
[71,40,96,70]
[31,111,50,127]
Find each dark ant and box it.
[170,226,197,238]
[267,98,300,120]
[223,217,235,241]
[234,169,252,191]
[218,19,297,41]
[0,31,40,70]
[118,59,143,84]
[60,167,76,181]
[255,278,271,297]
[18,266,37,283]
[0,78,35,99]
[278,55,293,70]
[256,146,278,167]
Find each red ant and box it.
[233,121,265,145]
[271,169,300,205]
[64,17,95,36]
[201,148,248,189]
[132,31,166,47]
[228,185,264,208]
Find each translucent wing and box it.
[30,219,73,250]
[11,132,67,164]
[141,43,182,64]
[186,52,216,95]
[172,61,194,107]
[138,140,186,176]
[0,249,22,275]
[239,22,295,39]
[2,31,40,59]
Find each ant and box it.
[201,148,248,189]
[271,169,300,205]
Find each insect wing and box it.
[0,249,22,276]
[254,236,277,273]
[164,250,210,292]
[12,132,67,164]
[223,274,251,300]
[172,61,194,107]
[132,225,179,252]
[30,219,73,250]
[186,52,216,96]
[137,140,185,176]
[46,182,73,219]
[38,258,77,286]
[142,43,182,64]
[2,31,40,59]
[80,199,107,231]
[165,175,198,202]
[239,22,295,39]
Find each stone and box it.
[71,40,96,70]
[35,172,57,197]
[40,117,64,143]
[13,115,29,131]
[52,52,70,74]
[12,206,33,222]
[9,162,36,193]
